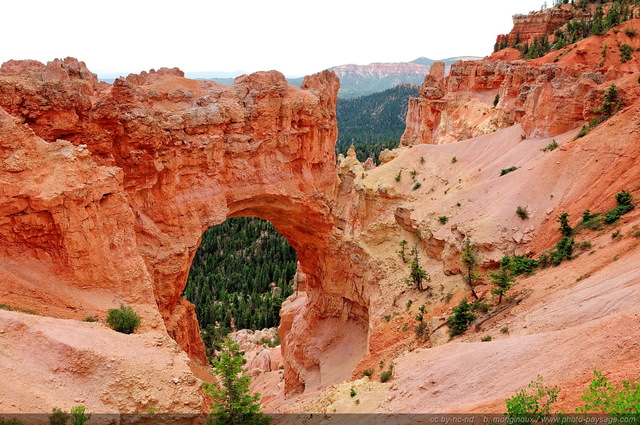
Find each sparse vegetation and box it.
[471,300,491,314]
[501,255,538,276]
[625,27,637,37]
[604,190,635,223]
[380,365,394,383]
[70,406,92,425]
[500,166,519,176]
[504,371,640,417]
[493,94,500,107]
[620,43,634,62]
[577,370,640,415]
[413,182,422,190]
[506,376,560,420]
[447,297,477,337]
[0,304,36,315]
[0,419,24,425]
[106,305,141,334]
[541,139,559,152]
[414,321,429,340]
[350,388,356,398]
[451,156,458,163]
[516,206,529,219]
[395,170,402,182]
[438,215,449,224]
[481,335,493,342]
[575,83,622,139]
[49,408,70,425]
[362,369,374,377]
[500,326,509,334]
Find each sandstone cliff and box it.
[402,18,640,146]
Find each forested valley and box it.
[183,217,297,355]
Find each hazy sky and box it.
[3,0,545,78]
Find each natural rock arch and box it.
[0,58,374,395]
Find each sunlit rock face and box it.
[0,57,379,404]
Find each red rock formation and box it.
[496,7,574,47]
[0,57,395,406]
[0,58,352,379]
[402,18,640,145]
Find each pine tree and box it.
[461,239,481,300]
[489,266,515,304]
[203,338,271,425]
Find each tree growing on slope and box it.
[461,239,481,300]
[203,338,271,425]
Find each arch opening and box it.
[182,216,297,358]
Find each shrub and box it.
[83,316,98,322]
[481,335,493,342]
[604,190,635,224]
[501,255,538,276]
[576,124,590,139]
[516,206,529,219]
[70,406,92,425]
[106,305,141,334]
[579,210,604,230]
[350,388,356,398]
[0,419,25,425]
[549,236,575,266]
[413,182,422,190]
[620,43,634,62]
[451,156,458,163]
[540,140,559,152]
[447,297,477,337]
[493,94,500,107]
[506,376,560,420]
[49,408,70,425]
[625,27,637,37]
[414,321,429,340]
[577,370,640,415]
[471,300,491,314]
[395,170,402,182]
[438,216,449,224]
[362,369,374,377]
[380,366,393,383]
[500,166,519,176]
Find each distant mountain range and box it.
[98,57,481,99]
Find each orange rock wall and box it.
[402,19,640,146]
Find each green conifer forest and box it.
[183,217,297,355]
